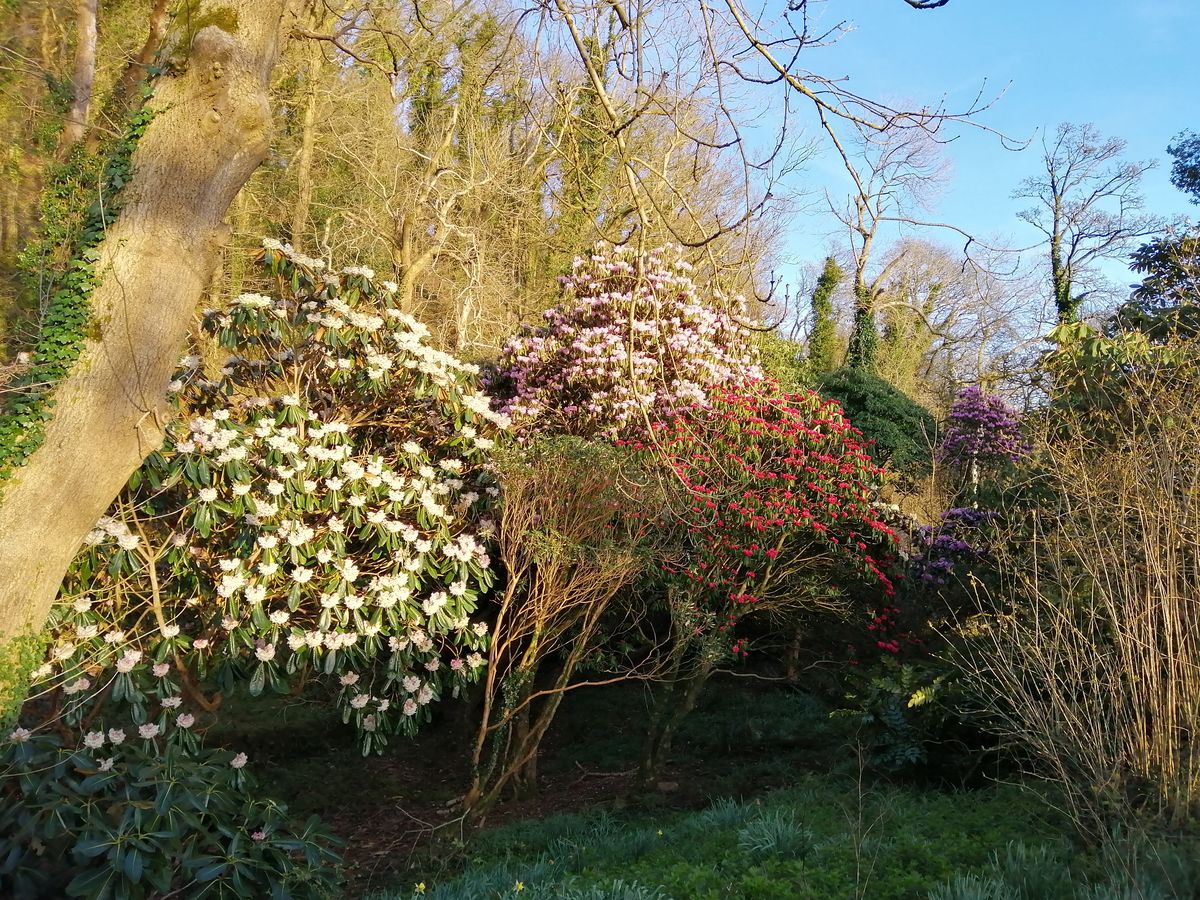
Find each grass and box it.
[368,790,1200,899]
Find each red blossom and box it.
[630,379,897,658]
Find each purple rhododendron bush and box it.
[938,385,1029,471]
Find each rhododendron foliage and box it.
[17,239,505,757]
[487,243,762,438]
[630,381,898,651]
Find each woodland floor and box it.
[208,678,854,892]
[208,675,1046,897]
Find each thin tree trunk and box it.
[472,683,568,816]
[0,0,299,704]
[289,35,321,248]
[638,659,713,790]
[226,185,253,300]
[511,704,539,799]
[1,181,17,255]
[785,627,803,684]
[57,0,98,157]
[41,4,63,83]
[392,219,417,312]
[112,0,172,109]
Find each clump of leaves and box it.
[0,732,341,899]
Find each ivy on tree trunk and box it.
[0,0,301,714]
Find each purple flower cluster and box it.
[937,385,1028,468]
[912,507,997,586]
[486,244,762,438]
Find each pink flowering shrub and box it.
[10,239,506,761]
[487,244,762,438]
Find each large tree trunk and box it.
[0,0,299,699]
[57,0,98,157]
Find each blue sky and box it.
[774,0,1199,287]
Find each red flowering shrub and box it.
[630,380,898,650]
[629,380,899,785]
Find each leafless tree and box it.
[1015,122,1166,325]
[826,125,949,369]
[873,239,1043,405]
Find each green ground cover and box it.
[376,778,1062,900]
[209,677,1199,898]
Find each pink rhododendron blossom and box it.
[488,244,762,439]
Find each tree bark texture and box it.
[0,1,298,648]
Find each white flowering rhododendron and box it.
[486,243,763,438]
[18,239,506,756]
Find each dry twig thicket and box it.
[963,347,1200,836]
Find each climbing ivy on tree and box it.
[847,301,880,372]
[0,98,154,488]
[808,256,843,375]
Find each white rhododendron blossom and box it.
[487,243,762,439]
[23,238,504,756]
